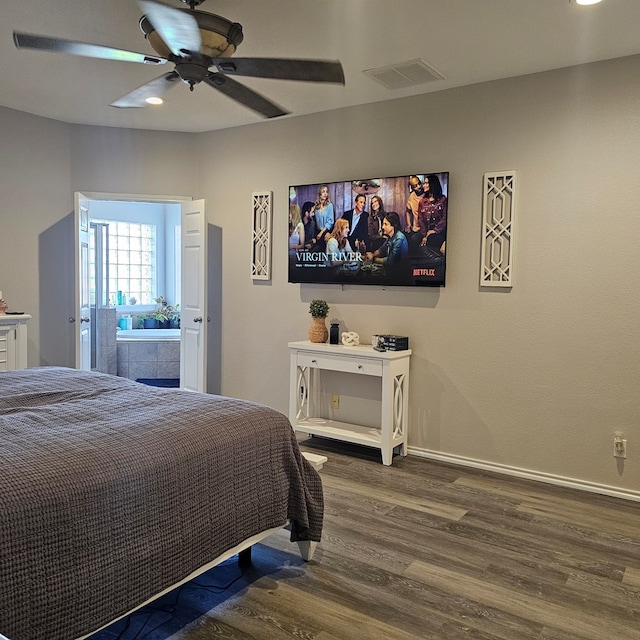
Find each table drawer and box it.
[297,352,383,377]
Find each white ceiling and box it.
[2,0,639,133]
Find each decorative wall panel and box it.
[481,171,516,287]
[251,191,272,280]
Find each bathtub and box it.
[116,328,181,384]
[117,328,180,341]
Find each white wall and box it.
[1,54,639,495]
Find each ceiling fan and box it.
[13,0,345,119]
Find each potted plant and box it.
[138,297,173,329]
[168,304,180,329]
[136,311,157,329]
[154,309,171,329]
[140,316,153,329]
[308,299,329,343]
[155,297,173,329]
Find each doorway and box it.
[74,192,219,394]
[81,194,187,383]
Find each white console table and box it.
[288,341,411,465]
[0,314,31,371]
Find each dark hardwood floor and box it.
[94,438,640,640]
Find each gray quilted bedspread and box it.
[0,367,323,640]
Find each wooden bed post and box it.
[238,540,316,566]
[297,540,317,561]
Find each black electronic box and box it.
[371,335,409,352]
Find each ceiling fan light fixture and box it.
[14,0,343,120]
[139,10,243,59]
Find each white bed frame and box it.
[74,525,317,640]
[73,452,326,639]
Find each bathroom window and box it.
[92,220,157,305]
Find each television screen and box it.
[288,172,448,287]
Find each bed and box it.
[0,366,323,640]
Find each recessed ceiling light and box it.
[145,97,163,105]
[571,0,603,5]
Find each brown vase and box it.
[308,316,328,343]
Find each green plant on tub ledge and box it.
[308,299,329,343]
[168,303,180,328]
[137,297,180,329]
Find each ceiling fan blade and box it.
[13,32,167,65]
[137,0,201,57]
[211,58,345,84]
[204,73,288,119]
[111,71,181,108]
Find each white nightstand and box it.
[289,341,411,466]
[0,314,31,371]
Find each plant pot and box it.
[308,316,328,343]
[158,319,170,329]
[143,318,158,329]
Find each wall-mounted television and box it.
[288,172,448,287]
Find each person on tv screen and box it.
[301,201,318,250]
[325,218,355,266]
[405,175,424,240]
[367,195,386,252]
[364,212,409,276]
[417,173,447,253]
[342,193,369,252]
[312,185,335,248]
[289,204,305,254]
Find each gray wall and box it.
[1,54,639,494]
[0,110,72,365]
[197,55,640,493]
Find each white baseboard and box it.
[408,447,640,503]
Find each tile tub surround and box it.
[117,337,180,382]
[96,307,117,375]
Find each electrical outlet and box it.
[331,394,340,409]
[614,432,627,459]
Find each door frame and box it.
[73,191,192,371]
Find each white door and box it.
[180,199,207,392]
[74,193,92,370]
